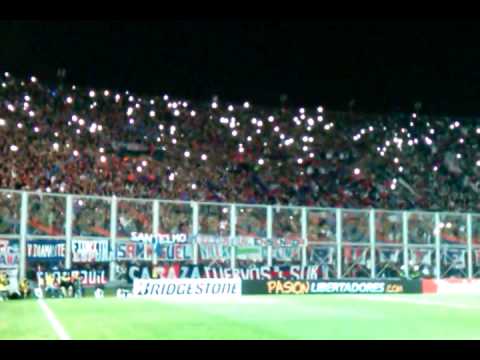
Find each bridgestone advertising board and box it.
[132,278,242,298]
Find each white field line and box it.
[37,299,71,340]
[343,295,480,310]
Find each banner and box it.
[422,279,480,294]
[130,232,188,244]
[0,239,20,266]
[112,141,164,160]
[36,269,108,287]
[132,278,241,298]
[72,239,110,263]
[242,279,422,295]
[125,263,324,283]
[116,242,192,261]
[27,240,65,262]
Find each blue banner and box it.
[72,239,110,263]
[27,240,66,262]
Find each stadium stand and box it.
[1,72,479,216]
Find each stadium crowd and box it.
[0,71,479,215]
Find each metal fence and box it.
[0,189,478,281]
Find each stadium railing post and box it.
[19,191,28,281]
[301,207,308,269]
[336,208,342,279]
[369,209,375,279]
[467,213,473,279]
[434,212,441,280]
[192,202,199,265]
[152,200,159,264]
[230,204,236,271]
[402,211,410,279]
[267,206,273,267]
[65,195,73,270]
[109,196,117,282]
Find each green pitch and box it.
[2,294,480,340]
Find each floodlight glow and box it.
[258,158,264,165]
[353,168,360,175]
[10,145,18,152]
[201,154,208,161]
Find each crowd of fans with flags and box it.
[1,71,479,214]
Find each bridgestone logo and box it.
[133,279,241,297]
[309,282,386,294]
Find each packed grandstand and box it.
[0,71,478,286]
[0,72,478,212]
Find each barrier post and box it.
[152,200,159,264]
[434,212,441,280]
[192,202,199,265]
[402,211,409,278]
[467,213,473,279]
[230,204,236,270]
[109,196,117,282]
[301,207,308,268]
[336,208,342,278]
[19,192,28,281]
[65,195,73,269]
[267,206,273,267]
[369,209,375,278]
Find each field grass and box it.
[2,294,480,340]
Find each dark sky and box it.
[1,20,480,116]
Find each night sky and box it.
[1,20,480,116]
